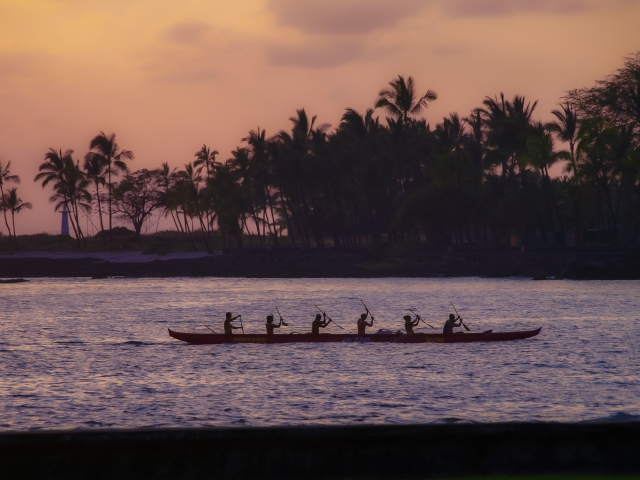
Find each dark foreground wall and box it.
[1,422,639,480]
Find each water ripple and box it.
[0,277,639,430]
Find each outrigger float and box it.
[168,328,541,345]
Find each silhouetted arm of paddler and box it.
[357,313,373,335]
[265,315,281,335]
[224,312,243,335]
[443,314,463,335]
[403,315,420,334]
[311,313,330,335]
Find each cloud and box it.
[267,0,640,30]
[441,0,589,16]
[161,22,213,45]
[145,24,249,83]
[0,52,38,78]
[266,39,367,68]
[438,0,640,16]
[266,0,427,34]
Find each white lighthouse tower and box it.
[61,205,70,236]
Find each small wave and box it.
[122,341,146,346]
[581,412,640,423]
[431,417,476,424]
[54,341,85,345]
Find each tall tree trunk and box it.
[95,180,105,242]
[65,200,82,249]
[265,186,279,246]
[10,210,18,250]
[169,209,182,233]
[278,189,296,247]
[182,209,197,250]
[108,166,113,242]
[247,194,264,246]
[0,185,14,248]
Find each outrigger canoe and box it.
[168,327,541,345]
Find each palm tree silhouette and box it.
[194,145,219,179]
[0,160,20,247]
[1,187,32,249]
[375,75,437,123]
[522,129,570,238]
[547,103,579,161]
[576,118,630,235]
[35,149,91,248]
[83,153,107,239]
[158,162,184,233]
[86,132,134,241]
[243,128,280,246]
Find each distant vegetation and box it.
[2,52,640,251]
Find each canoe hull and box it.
[168,328,541,345]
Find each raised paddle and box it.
[360,299,374,324]
[275,307,289,326]
[314,305,344,330]
[407,308,436,329]
[203,325,216,334]
[450,302,471,331]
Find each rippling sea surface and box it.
[1,277,639,431]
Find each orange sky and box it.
[1,0,640,235]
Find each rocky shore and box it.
[0,247,639,280]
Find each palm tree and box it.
[86,132,134,241]
[64,159,93,243]
[184,162,213,253]
[243,127,281,246]
[194,145,219,179]
[158,162,183,232]
[1,187,32,249]
[0,160,20,246]
[547,103,579,160]
[375,75,437,123]
[35,148,91,248]
[576,118,625,233]
[522,130,570,239]
[83,153,107,239]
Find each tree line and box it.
[2,52,639,250]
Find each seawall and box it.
[1,422,639,479]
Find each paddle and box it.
[407,308,436,329]
[360,299,374,325]
[275,307,289,326]
[314,305,344,330]
[238,314,245,334]
[450,302,471,331]
[203,325,217,334]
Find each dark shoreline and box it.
[2,422,639,479]
[1,247,640,279]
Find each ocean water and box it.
[0,277,639,431]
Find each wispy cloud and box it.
[161,22,213,45]
[144,23,254,83]
[442,0,589,16]
[0,52,39,78]
[266,0,426,34]
[266,38,367,68]
[439,0,640,17]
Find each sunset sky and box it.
[1,0,639,235]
